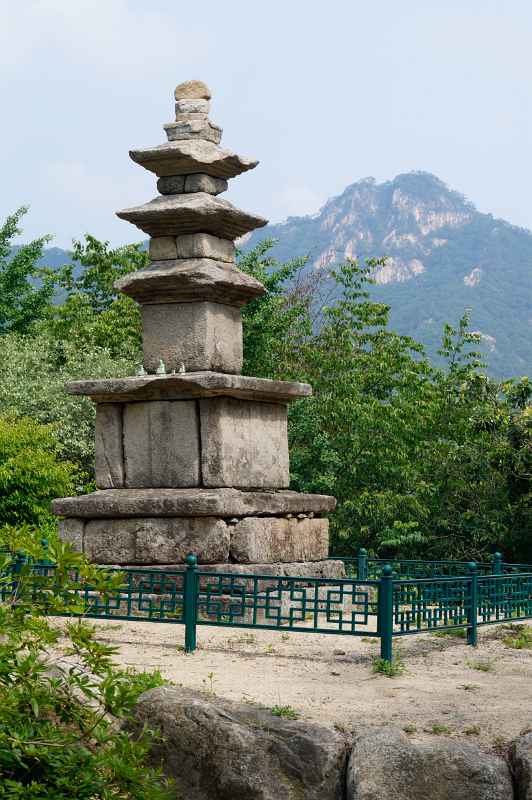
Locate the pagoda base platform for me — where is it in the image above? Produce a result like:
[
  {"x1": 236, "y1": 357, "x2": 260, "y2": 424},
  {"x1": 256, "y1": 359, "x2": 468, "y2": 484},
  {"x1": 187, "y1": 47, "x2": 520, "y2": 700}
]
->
[{"x1": 54, "y1": 488, "x2": 337, "y2": 567}]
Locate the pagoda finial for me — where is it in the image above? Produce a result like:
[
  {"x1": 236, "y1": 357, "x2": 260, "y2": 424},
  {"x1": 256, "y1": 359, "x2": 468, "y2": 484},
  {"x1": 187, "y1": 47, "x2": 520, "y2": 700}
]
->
[{"x1": 174, "y1": 80, "x2": 212, "y2": 101}]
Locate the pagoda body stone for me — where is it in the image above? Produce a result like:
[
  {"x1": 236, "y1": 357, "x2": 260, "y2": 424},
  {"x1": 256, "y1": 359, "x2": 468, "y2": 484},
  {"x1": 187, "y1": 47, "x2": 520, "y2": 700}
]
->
[{"x1": 54, "y1": 81, "x2": 339, "y2": 579}]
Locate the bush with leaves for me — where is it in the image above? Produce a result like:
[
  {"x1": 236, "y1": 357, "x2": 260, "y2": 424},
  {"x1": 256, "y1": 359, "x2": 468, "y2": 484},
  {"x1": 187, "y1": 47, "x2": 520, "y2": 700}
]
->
[
  {"x1": 0, "y1": 536, "x2": 173, "y2": 799},
  {"x1": 0, "y1": 415, "x2": 75, "y2": 528},
  {"x1": 0, "y1": 334, "x2": 136, "y2": 488}
]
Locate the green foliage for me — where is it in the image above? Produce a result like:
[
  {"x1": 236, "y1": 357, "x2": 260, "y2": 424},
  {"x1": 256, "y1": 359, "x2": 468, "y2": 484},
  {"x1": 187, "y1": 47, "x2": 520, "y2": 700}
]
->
[
  {"x1": 0, "y1": 332, "x2": 136, "y2": 485},
  {"x1": 502, "y1": 624, "x2": 532, "y2": 649},
  {"x1": 0, "y1": 208, "x2": 56, "y2": 335},
  {"x1": 0, "y1": 416, "x2": 74, "y2": 527},
  {"x1": 0, "y1": 536, "x2": 172, "y2": 798},
  {"x1": 45, "y1": 234, "x2": 145, "y2": 359},
  {"x1": 372, "y1": 655, "x2": 405, "y2": 677},
  {"x1": 270, "y1": 705, "x2": 300, "y2": 719}
]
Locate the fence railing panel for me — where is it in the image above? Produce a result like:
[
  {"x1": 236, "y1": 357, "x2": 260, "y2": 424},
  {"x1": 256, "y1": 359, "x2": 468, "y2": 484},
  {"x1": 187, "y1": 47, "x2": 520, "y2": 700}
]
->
[
  {"x1": 477, "y1": 573, "x2": 532, "y2": 625},
  {"x1": 195, "y1": 571, "x2": 379, "y2": 635},
  {"x1": 391, "y1": 577, "x2": 470, "y2": 635}
]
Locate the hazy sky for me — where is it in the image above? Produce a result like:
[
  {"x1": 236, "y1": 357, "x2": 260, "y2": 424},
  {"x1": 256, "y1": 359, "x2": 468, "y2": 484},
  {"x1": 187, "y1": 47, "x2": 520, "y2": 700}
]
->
[{"x1": 2, "y1": 0, "x2": 531, "y2": 249}]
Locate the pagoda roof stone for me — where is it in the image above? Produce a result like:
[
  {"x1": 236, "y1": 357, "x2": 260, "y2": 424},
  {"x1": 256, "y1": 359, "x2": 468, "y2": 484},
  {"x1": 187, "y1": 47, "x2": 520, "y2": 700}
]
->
[
  {"x1": 116, "y1": 193, "x2": 267, "y2": 239},
  {"x1": 65, "y1": 372, "x2": 312, "y2": 404},
  {"x1": 115, "y1": 258, "x2": 266, "y2": 306},
  {"x1": 129, "y1": 139, "x2": 258, "y2": 179}
]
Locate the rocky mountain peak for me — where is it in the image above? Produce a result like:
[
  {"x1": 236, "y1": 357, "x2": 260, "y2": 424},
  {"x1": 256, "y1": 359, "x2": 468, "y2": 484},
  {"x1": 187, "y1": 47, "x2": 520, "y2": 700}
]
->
[{"x1": 244, "y1": 171, "x2": 532, "y2": 378}]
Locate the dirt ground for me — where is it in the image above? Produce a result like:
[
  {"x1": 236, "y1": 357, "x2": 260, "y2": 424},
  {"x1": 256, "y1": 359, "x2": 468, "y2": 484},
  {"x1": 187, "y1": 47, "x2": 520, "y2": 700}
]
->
[{"x1": 68, "y1": 617, "x2": 532, "y2": 751}]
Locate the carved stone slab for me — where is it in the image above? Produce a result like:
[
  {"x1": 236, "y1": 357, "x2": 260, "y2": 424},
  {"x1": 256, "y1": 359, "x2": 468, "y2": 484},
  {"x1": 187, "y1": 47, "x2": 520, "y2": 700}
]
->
[
  {"x1": 65, "y1": 373, "x2": 312, "y2": 404},
  {"x1": 52, "y1": 488, "x2": 337, "y2": 519}
]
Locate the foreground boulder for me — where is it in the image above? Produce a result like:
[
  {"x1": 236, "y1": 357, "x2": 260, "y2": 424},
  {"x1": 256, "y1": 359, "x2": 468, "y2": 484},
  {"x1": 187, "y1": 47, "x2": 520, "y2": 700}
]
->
[
  {"x1": 131, "y1": 686, "x2": 348, "y2": 800},
  {"x1": 347, "y1": 727, "x2": 512, "y2": 800},
  {"x1": 510, "y1": 731, "x2": 532, "y2": 799}
]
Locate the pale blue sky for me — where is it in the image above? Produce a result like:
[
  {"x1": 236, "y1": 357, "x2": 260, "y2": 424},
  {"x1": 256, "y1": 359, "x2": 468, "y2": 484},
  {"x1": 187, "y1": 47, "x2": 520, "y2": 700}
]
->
[{"x1": 1, "y1": 0, "x2": 531, "y2": 248}]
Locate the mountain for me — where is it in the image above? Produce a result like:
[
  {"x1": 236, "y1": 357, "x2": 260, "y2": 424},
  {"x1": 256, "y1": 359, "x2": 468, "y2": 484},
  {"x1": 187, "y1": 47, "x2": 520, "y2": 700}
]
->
[{"x1": 243, "y1": 172, "x2": 532, "y2": 379}]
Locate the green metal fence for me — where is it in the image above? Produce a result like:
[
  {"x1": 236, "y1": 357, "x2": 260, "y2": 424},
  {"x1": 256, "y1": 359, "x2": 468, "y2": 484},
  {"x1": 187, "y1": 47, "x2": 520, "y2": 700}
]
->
[{"x1": 2, "y1": 549, "x2": 531, "y2": 661}]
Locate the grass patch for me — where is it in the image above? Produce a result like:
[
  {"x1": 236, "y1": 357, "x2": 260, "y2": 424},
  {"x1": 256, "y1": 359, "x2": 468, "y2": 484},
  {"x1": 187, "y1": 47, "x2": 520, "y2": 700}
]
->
[
  {"x1": 403, "y1": 723, "x2": 417, "y2": 734},
  {"x1": 372, "y1": 655, "x2": 405, "y2": 677},
  {"x1": 466, "y1": 658, "x2": 495, "y2": 673},
  {"x1": 464, "y1": 725, "x2": 481, "y2": 736},
  {"x1": 427, "y1": 723, "x2": 451, "y2": 735},
  {"x1": 502, "y1": 625, "x2": 532, "y2": 650},
  {"x1": 271, "y1": 705, "x2": 299, "y2": 720},
  {"x1": 431, "y1": 627, "x2": 467, "y2": 639}
]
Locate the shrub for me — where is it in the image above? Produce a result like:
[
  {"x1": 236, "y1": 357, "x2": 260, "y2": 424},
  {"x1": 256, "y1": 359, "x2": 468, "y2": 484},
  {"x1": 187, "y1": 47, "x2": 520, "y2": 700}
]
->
[
  {"x1": 0, "y1": 416, "x2": 75, "y2": 527},
  {"x1": 0, "y1": 536, "x2": 173, "y2": 798}
]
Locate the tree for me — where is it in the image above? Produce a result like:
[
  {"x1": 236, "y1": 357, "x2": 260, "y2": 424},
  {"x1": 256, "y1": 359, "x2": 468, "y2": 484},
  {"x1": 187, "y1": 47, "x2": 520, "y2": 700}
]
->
[
  {"x1": 0, "y1": 416, "x2": 75, "y2": 528},
  {"x1": 0, "y1": 208, "x2": 57, "y2": 335}
]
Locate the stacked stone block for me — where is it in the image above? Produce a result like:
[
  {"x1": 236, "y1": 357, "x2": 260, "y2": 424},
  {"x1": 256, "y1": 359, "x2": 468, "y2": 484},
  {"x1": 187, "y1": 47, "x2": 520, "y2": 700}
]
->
[{"x1": 53, "y1": 80, "x2": 341, "y2": 578}]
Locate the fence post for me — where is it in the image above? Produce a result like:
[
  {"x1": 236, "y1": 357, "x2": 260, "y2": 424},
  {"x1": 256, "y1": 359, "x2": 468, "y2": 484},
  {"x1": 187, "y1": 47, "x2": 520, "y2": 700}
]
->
[
  {"x1": 492, "y1": 552, "x2": 503, "y2": 575},
  {"x1": 378, "y1": 564, "x2": 394, "y2": 662},
  {"x1": 467, "y1": 562, "x2": 478, "y2": 647},
  {"x1": 184, "y1": 553, "x2": 198, "y2": 653},
  {"x1": 358, "y1": 548, "x2": 368, "y2": 581}
]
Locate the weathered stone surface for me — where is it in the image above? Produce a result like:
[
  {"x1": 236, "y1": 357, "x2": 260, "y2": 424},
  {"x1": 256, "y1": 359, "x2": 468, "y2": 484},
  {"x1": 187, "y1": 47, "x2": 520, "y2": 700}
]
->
[
  {"x1": 175, "y1": 232, "x2": 234, "y2": 262},
  {"x1": 58, "y1": 518, "x2": 84, "y2": 552},
  {"x1": 123, "y1": 401, "x2": 200, "y2": 488},
  {"x1": 156, "y1": 175, "x2": 186, "y2": 195},
  {"x1": 95, "y1": 404, "x2": 124, "y2": 489},
  {"x1": 164, "y1": 118, "x2": 222, "y2": 145},
  {"x1": 510, "y1": 731, "x2": 532, "y2": 800},
  {"x1": 174, "y1": 80, "x2": 211, "y2": 101},
  {"x1": 131, "y1": 686, "x2": 348, "y2": 800},
  {"x1": 83, "y1": 517, "x2": 229, "y2": 564},
  {"x1": 65, "y1": 372, "x2": 312, "y2": 404},
  {"x1": 129, "y1": 140, "x2": 259, "y2": 179},
  {"x1": 157, "y1": 173, "x2": 227, "y2": 196},
  {"x1": 52, "y1": 488, "x2": 336, "y2": 519},
  {"x1": 96, "y1": 561, "x2": 345, "y2": 579},
  {"x1": 116, "y1": 192, "x2": 267, "y2": 239},
  {"x1": 200, "y1": 398, "x2": 289, "y2": 488},
  {"x1": 141, "y1": 301, "x2": 242, "y2": 373},
  {"x1": 347, "y1": 727, "x2": 512, "y2": 800},
  {"x1": 116, "y1": 259, "x2": 265, "y2": 306},
  {"x1": 184, "y1": 174, "x2": 227, "y2": 195},
  {"x1": 230, "y1": 517, "x2": 329, "y2": 563},
  {"x1": 175, "y1": 99, "x2": 210, "y2": 116},
  {"x1": 148, "y1": 236, "x2": 177, "y2": 261}
]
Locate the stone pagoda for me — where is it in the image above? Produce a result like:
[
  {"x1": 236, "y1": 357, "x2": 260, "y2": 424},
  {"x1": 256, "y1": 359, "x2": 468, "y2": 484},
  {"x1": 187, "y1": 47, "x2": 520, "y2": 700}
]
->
[{"x1": 53, "y1": 80, "x2": 341, "y2": 579}]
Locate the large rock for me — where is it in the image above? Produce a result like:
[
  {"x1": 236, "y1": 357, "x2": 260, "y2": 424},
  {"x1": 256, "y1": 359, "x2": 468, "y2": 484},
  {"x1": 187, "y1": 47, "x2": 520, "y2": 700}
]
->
[
  {"x1": 230, "y1": 517, "x2": 329, "y2": 563},
  {"x1": 116, "y1": 192, "x2": 267, "y2": 239},
  {"x1": 141, "y1": 301, "x2": 243, "y2": 374},
  {"x1": 164, "y1": 118, "x2": 222, "y2": 145},
  {"x1": 200, "y1": 397, "x2": 289, "y2": 489},
  {"x1": 131, "y1": 686, "x2": 348, "y2": 800},
  {"x1": 148, "y1": 236, "x2": 178, "y2": 260},
  {"x1": 174, "y1": 80, "x2": 211, "y2": 100},
  {"x1": 52, "y1": 487, "x2": 336, "y2": 519},
  {"x1": 183, "y1": 174, "x2": 227, "y2": 195},
  {"x1": 116, "y1": 259, "x2": 264, "y2": 306},
  {"x1": 83, "y1": 517, "x2": 229, "y2": 564},
  {"x1": 174, "y1": 233, "x2": 234, "y2": 262},
  {"x1": 175, "y1": 99, "x2": 210, "y2": 116},
  {"x1": 510, "y1": 731, "x2": 532, "y2": 800},
  {"x1": 347, "y1": 727, "x2": 512, "y2": 800},
  {"x1": 65, "y1": 372, "x2": 312, "y2": 405},
  {"x1": 123, "y1": 400, "x2": 200, "y2": 488},
  {"x1": 95, "y1": 404, "x2": 124, "y2": 489},
  {"x1": 129, "y1": 139, "x2": 259, "y2": 179}
]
